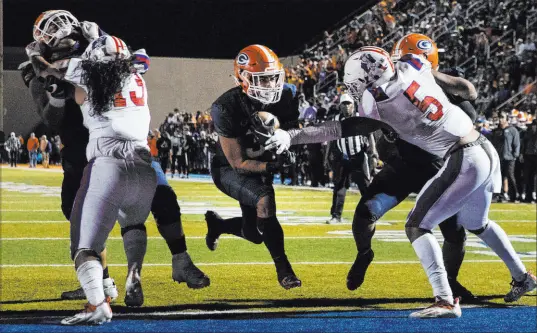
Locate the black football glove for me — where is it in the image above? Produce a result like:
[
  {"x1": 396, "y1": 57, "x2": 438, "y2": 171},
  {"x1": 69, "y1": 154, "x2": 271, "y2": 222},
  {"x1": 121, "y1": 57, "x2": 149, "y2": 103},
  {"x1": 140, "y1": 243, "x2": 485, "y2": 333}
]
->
[
  {"x1": 266, "y1": 150, "x2": 296, "y2": 173},
  {"x1": 19, "y1": 62, "x2": 36, "y2": 88},
  {"x1": 44, "y1": 75, "x2": 74, "y2": 100}
]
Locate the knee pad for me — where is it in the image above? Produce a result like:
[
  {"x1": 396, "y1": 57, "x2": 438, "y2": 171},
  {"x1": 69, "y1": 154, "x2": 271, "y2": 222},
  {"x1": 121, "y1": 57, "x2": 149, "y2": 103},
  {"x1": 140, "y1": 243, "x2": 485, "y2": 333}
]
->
[
  {"x1": 151, "y1": 185, "x2": 181, "y2": 225},
  {"x1": 73, "y1": 249, "x2": 100, "y2": 269},
  {"x1": 405, "y1": 226, "x2": 431, "y2": 243},
  {"x1": 468, "y1": 223, "x2": 488, "y2": 235},
  {"x1": 121, "y1": 224, "x2": 147, "y2": 236}
]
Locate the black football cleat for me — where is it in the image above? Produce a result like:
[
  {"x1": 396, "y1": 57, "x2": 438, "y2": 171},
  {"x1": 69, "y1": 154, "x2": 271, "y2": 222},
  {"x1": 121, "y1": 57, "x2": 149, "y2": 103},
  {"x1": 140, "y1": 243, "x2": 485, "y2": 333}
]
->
[
  {"x1": 172, "y1": 252, "x2": 210, "y2": 289},
  {"x1": 448, "y1": 278, "x2": 479, "y2": 303},
  {"x1": 204, "y1": 211, "x2": 222, "y2": 251},
  {"x1": 279, "y1": 274, "x2": 302, "y2": 290},
  {"x1": 61, "y1": 287, "x2": 86, "y2": 300},
  {"x1": 347, "y1": 250, "x2": 374, "y2": 291},
  {"x1": 275, "y1": 256, "x2": 302, "y2": 290}
]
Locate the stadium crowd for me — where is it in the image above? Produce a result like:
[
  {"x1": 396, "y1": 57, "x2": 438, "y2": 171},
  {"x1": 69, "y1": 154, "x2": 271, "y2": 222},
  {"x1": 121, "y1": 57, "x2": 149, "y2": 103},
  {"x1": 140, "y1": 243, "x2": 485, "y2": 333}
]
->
[{"x1": 2, "y1": 0, "x2": 536, "y2": 204}]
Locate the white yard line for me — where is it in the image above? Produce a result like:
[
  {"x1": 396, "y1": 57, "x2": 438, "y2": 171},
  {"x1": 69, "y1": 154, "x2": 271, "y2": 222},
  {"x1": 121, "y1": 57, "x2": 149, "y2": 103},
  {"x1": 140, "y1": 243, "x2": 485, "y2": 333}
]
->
[
  {"x1": 1, "y1": 259, "x2": 535, "y2": 268},
  {"x1": 1, "y1": 219, "x2": 535, "y2": 224}
]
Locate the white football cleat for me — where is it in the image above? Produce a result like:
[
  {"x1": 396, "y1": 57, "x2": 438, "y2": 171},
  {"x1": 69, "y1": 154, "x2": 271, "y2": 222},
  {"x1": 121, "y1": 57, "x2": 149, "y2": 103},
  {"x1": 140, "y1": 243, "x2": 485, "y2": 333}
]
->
[
  {"x1": 61, "y1": 296, "x2": 112, "y2": 325},
  {"x1": 409, "y1": 297, "x2": 461, "y2": 319},
  {"x1": 326, "y1": 217, "x2": 341, "y2": 224},
  {"x1": 103, "y1": 277, "x2": 118, "y2": 302},
  {"x1": 505, "y1": 272, "x2": 537, "y2": 303}
]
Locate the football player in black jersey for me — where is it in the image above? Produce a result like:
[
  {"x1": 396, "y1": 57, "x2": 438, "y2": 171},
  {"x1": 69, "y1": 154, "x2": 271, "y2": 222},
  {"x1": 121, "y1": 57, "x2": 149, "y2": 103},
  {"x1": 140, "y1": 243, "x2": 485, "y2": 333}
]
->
[
  {"x1": 24, "y1": 10, "x2": 209, "y2": 303},
  {"x1": 204, "y1": 44, "x2": 302, "y2": 289}
]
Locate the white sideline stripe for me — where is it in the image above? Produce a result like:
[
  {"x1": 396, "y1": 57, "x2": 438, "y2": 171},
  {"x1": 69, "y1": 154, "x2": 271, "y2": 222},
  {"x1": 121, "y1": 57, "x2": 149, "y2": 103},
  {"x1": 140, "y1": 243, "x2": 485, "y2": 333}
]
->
[
  {"x1": 1, "y1": 219, "x2": 536, "y2": 224},
  {"x1": 0, "y1": 207, "x2": 531, "y2": 213},
  {"x1": 2, "y1": 234, "x2": 535, "y2": 241},
  {"x1": 1, "y1": 259, "x2": 535, "y2": 268},
  {"x1": 0, "y1": 236, "x2": 357, "y2": 241}
]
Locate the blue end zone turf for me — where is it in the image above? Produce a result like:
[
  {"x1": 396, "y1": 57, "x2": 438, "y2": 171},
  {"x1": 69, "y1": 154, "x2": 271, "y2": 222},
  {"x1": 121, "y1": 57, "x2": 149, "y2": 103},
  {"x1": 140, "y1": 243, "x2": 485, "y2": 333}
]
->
[{"x1": 1, "y1": 307, "x2": 535, "y2": 332}]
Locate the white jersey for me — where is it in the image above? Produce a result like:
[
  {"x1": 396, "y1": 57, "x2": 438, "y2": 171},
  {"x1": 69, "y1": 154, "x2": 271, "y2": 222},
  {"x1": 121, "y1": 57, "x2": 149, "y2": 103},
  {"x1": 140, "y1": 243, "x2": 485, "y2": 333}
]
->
[
  {"x1": 64, "y1": 57, "x2": 151, "y2": 152},
  {"x1": 359, "y1": 54, "x2": 473, "y2": 158}
]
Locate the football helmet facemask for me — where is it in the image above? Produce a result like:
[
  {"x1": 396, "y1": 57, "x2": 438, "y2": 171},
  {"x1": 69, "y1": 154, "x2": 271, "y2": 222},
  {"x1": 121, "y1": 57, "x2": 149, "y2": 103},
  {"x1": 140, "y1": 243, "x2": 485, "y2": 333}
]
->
[
  {"x1": 234, "y1": 45, "x2": 285, "y2": 105},
  {"x1": 343, "y1": 46, "x2": 395, "y2": 102},
  {"x1": 33, "y1": 10, "x2": 80, "y2": 47}
]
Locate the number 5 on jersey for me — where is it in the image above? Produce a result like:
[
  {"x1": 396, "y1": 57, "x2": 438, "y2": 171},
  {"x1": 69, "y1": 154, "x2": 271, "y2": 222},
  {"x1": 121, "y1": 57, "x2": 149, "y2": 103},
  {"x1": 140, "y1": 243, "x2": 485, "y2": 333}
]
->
[
  {"x1": 114, "y1": 74, "x2": 145, "y2": 107},
  {"x1": 403, "y1": 81, "x2": 444, "y2": 121}
]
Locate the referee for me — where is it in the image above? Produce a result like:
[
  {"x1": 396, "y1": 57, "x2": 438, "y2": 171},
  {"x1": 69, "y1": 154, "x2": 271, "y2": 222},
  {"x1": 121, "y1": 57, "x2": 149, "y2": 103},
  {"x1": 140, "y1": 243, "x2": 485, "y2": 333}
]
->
[{"x1": 326, "y1": 94, "x2": 373, "y2": 224}]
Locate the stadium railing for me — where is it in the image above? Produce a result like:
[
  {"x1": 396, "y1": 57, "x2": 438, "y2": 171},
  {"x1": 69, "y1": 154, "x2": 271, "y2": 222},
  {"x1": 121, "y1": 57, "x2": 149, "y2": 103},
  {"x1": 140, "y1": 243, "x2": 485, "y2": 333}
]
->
[{"x1": 496, "y1": 81, "x2": 536, "y2": 113}]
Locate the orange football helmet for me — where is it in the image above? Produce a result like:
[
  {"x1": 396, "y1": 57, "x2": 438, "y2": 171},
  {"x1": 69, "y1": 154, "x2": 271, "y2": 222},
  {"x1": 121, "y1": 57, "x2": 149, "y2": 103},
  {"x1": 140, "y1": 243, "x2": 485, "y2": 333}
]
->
[
  {"x1": 234, "y1": 44, "x2": 285, "y2": 104},
  {"x1": 391, "y1": 33, "x2": 439, "y2": 70}
]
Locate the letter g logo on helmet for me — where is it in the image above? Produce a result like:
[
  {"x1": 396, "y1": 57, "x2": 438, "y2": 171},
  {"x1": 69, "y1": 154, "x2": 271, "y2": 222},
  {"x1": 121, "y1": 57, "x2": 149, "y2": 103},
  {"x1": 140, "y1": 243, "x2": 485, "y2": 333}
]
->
[
  {"x1": 417, "y1": 40, "x2": 432, "y2": 50},
  {"x1": 237, "y1": 53, "x2": 250, "y2": 65}
]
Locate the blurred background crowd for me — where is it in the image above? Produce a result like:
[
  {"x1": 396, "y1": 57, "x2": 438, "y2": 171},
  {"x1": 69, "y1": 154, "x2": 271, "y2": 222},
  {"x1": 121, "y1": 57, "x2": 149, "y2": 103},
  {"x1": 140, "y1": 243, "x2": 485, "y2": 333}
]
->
[{"x1": 3, "y1": 0, "x2": 536, "y2": 204}]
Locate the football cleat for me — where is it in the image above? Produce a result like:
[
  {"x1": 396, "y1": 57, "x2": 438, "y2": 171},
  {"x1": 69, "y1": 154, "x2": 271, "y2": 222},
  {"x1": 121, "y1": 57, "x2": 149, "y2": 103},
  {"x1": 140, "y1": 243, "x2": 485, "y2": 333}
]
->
[
  {"x1": 103, "y1": 278, "x2": 118, "y2": 303},
  {"x1": 124, "y1": 267, "x2": 143, "y2": 307},
  {"x1": 326, "y1": 217, "x2": 341, "y2": 224},
  {"x1": 504, "y1": 272, "x2": 537, "y2": 303},
  {"x1": 409, "y1": 297, "x2": 461, "y2": 319},
  {"x1": 448, "y1": 278, "x2": 479, "y2": 303},
  {"x1": 275, "y1": 256, "x2": 302, "y2": 290},
  {"x1": 205, "y1": 211, "x2": 222, "y2": 251},
  {"x1": 61, "y1": 296, "x2": 112, "y2": 325},
  {"x1": 172, "y1": 252, "x2": 210, "y2": 289},
  {"x1": 347, "y1": 250, "x2": 374, "y2": 291},
  {"x1": 61, "y1": 287, "x2": 86, "y2": 300}
]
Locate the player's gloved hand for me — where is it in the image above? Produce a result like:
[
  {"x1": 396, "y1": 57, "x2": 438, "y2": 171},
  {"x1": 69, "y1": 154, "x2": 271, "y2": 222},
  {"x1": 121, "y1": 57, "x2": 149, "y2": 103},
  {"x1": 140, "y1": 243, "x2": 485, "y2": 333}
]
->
[
  {"x1": 19, "y1": 61, "x2": 36, "y2": 88},
  {"x1": 264, "y1": 129, "x2": 291, "y2": 154},
  {"x1": 266, "y1": 150, "x2": 295, "y2": 174},
  {"x1": 80, "y1": 21, "x2": 101, "y2": 41},
  {"x1": 44, "y1": 75, "x2": 74, "y2": 99}
]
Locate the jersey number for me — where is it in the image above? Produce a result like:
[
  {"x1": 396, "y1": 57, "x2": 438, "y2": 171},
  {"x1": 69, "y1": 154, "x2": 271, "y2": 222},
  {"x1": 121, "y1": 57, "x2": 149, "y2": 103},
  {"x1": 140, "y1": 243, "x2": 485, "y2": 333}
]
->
[
  {"x1": 403, "y1": 81, "x2": 444, "y2": 121},
  {"x1": 113, "y1": 74, "x2": 145, "y2": 107}
]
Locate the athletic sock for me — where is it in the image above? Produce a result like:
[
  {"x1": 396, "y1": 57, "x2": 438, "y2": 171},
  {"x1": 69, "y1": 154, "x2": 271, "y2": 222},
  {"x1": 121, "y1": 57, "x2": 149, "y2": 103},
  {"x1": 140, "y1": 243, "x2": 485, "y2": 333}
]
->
[
  {"x1": 157, "y1": 223, "x2": 188, "y2": 255},
  {"x1": 476, "y1": 221, "x2": 527, "y2": 282},
  {"x1": 442, "y1": 240, "x2": 465, "y2": 280},
  {"x1": 77, "y1": 260, "x2": 105, "y2": 305},
  {"x1": 122, "y1": 225, "x2": 147, "y2": 273},
  {"x1": 259, "y1": 216, "x2": 286, "y2": 260},
  {"x1": 221, "y1": 217, "x2": 244, "y2": 238},
  {"x1": 412, "y1": 233, "x2": 453, "y2": 304},
  {"x1": 102, "y1": 267, "x2": 110, "y2": 280}
]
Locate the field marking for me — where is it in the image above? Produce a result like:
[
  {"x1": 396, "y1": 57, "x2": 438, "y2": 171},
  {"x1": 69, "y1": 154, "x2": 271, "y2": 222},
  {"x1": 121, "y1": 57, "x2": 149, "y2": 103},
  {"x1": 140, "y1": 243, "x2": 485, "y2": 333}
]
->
[
  {"x1": 1, "y1": 206, "x2": 532, "y2": 214},
  {"x1": 2, "y1": 234, "x2": 535, "y2": 241},
  {"x1": 2, "y1": 259, "x2": 536, "y2": 268},
  {"x1": 1, "y1": 219, "x2": 535, "y2": 224}
]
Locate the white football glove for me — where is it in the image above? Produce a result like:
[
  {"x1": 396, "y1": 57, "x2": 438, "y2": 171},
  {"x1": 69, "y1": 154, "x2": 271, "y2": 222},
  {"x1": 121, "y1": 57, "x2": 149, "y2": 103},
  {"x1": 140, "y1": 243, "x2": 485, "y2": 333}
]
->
[
  {"x1": 264, "y1": 129, "x2": 291, "y2": 154},
  {"x1": 80, "y1": 21, "x2": 101, "y2": 41}
]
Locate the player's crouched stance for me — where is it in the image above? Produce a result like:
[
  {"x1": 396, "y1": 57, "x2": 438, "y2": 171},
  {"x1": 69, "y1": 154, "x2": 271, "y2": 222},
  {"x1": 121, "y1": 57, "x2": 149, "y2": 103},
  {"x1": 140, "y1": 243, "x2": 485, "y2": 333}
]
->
[
  {"x1": 266, "y1": 47, "x2": 536, "y2": 318},
  {"x1": 51, "y1": 36, "x2": 157, "y2": 325}
]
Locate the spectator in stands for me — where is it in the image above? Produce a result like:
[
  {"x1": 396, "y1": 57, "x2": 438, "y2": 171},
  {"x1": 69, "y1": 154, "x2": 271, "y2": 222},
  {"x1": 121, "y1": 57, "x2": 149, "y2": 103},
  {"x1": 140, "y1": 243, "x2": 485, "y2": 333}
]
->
[
  {"x1": 5, "y1": 132, "x2": 20, "y2": 167},
  {"x1": 39, "y1": 135, "x2": 51, "y2": 168},
  {"x1": 302, "y1": 101, "x2": 317, "y2": 123},
  {"x1": 148, "y1": 129, "x2": 159, "y2": 160},
  {"x1": 490, "y1": 111, "x2": 521, "y2": 202},
  {"x1": 27, "y1": 132, "x2": 39, "y2": 168},
  {"x1": 521, "y1": 119, "x2": 537, "y2": 203}
]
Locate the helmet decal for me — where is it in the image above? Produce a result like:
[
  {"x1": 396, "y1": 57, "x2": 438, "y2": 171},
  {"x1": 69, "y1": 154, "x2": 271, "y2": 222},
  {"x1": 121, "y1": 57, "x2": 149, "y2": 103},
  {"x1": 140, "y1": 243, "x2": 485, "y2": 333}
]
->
[
  {"x1": 237, "y1": 53, "x2": 250, "y2": 66},
  {"x1": 417, "y1": 40, "x2": 433, "y2": 50}
]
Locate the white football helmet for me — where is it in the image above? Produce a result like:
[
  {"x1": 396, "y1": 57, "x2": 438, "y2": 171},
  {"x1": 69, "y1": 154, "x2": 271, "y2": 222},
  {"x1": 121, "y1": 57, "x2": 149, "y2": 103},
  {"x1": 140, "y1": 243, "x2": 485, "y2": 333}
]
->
[
  {"x1": 33, "y1": 10, "x2": 80, "y2": 47},
  {"x1": 343, "y1": 46, "x2": 395, "y2": 102},
  {"x1": 82, "y1": 35, "x2": 131, "y2": 62}
]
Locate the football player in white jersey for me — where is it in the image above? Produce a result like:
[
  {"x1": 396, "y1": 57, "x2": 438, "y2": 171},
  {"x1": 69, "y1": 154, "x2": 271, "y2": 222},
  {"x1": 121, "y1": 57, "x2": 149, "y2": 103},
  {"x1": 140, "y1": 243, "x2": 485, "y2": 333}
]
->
[
  {"x1": 266, "y1": 46, "x2": 536, "y2": 318},
  {"x1": 44, "y1": 35, "x2": 157, "y2": 325}
]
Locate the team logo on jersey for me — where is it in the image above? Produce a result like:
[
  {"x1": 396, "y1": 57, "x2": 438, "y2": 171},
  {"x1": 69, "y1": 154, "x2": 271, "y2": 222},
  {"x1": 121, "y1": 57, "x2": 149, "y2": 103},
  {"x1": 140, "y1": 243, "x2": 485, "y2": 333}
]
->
[
  {"x1": 417, "y1": 40, "x2": 432, "y2": 51},
  {"x1": 237, "y1": 53, "x2": 250, "y2": 65}
]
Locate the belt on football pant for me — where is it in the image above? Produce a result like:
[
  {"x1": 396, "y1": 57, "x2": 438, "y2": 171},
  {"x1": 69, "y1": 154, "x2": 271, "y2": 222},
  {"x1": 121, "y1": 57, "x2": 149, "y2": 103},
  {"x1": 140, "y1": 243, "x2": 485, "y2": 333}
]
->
[{"x1": 444, "y1": 134, "x2": 487, "y2": 160}]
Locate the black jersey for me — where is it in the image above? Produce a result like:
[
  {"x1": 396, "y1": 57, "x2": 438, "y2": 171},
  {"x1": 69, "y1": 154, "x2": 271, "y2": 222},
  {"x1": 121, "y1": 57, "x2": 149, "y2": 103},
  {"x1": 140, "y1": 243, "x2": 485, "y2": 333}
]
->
[{"x1": 211, "y1": 86, "x2": 299, "y2": 165}]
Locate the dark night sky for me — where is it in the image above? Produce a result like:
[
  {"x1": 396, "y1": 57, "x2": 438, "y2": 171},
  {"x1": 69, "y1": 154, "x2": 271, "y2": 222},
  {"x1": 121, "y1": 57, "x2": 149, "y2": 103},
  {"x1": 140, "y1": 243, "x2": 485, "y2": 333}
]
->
[{"x1": 3, "y1": 0, "x2": 377, "y2": 58}]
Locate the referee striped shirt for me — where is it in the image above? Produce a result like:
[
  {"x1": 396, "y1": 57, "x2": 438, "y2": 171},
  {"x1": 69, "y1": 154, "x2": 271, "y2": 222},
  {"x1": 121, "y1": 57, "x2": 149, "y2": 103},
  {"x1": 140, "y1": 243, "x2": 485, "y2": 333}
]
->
[{"x1": 335, "y1": 113, "x2": 369, "y2": 156}]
